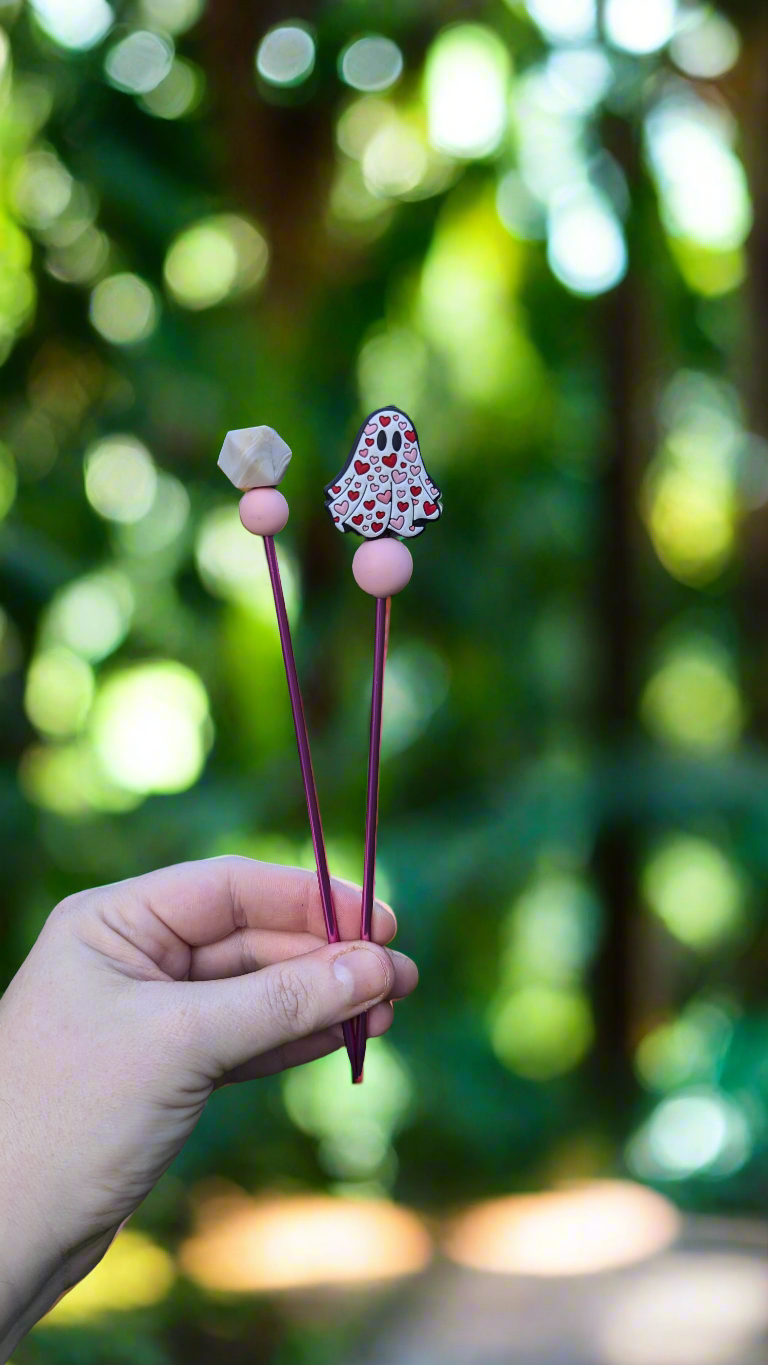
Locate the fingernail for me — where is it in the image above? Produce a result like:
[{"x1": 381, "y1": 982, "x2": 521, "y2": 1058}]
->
[{"x1": 333, "y1": 948, "x2": 388, "y2": 1004}]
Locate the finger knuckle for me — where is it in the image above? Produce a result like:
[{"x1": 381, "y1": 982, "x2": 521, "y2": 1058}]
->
[{"x1": 267, "y1": 965, "x2": 314, "y2": 1033}]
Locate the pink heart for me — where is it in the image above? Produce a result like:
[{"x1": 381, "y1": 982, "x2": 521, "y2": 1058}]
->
[
  {"x1": 370, "y1": 482, "x2": 380, "y2": 491},
  {"x1": 355, "y1": 482, "x2": 361, "y2": 489},
  {"x1": 410, "y1": 464, "x2": 420, "y2": 475},
  {"x1": 365, "y1": 422, "x2": 377, "y2": 435},
  {"x1": 335, "y1": 500, "x2": 349, "y2": 515},
  {"x1": 377, "y1": 490, "x2": 391, "y2": 504},
  {"x1": 345, "y1": 477, "x2": 352, "y2": 484},
  {"x1": 393, "y1": 470, "x2": 407, "y2": 483},
  {"x1": 398, "y1": 420, "x2": 407, "y2": 429},
  {"x1": 389, "y1": 515, "x2": 404, "y2": 530}
]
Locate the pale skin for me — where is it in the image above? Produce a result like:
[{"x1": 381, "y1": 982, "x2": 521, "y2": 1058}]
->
[{"x1": 0, "y1": 856, "x2": 418, "y2": 1359}]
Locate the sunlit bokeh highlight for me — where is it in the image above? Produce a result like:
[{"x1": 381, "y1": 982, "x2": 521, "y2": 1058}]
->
[
  {"x1": 636, "y1": 1000, "x2": 734, "y2": 1093},
  {"x1": 90, "y1": 661, "x2": 212, "y2": 795},
  {"x1": 164, "y1": 214, "x2": 268, "y2": 309},
  {"x1": 491, "y1": 983, "x2": 594, "y2": 1079},
  {"x1": 89, "y1": 273, "x2": 157, "y2": 345},
  {"x1": 548, "y1": 190, "x2": 627, "y2": 296},
  {"x1": 11, "y1": 150, "x2": 72, "y2": 230},
  {"x1": 29, "y1": 0, "x2": 114, "y2": 51},
  {"x1": 105, "y1": 30, "x2": 174, "y2": 94},
  {"x1": 628, "y1": 1089, "x2": 752, "y2": 1181},
  {"x1": 646, "y1": 368, "x2": 743, "y2": 577},
  {"x1": 41, "y1": 1229, "x2": 174, "y2": 1324},
  {"x1": 646, "y1": 93, "x2": 752, "y2": 253},
  {"x1": 425, "y1": 25, "x2": 510, "y2": 159},
  {"x1": 604, "y1": 0, "x2": 676, "y2": 55},
  {"x1": 140, "y1": 58, "x2": 204, "y2": 119},
  {"x1": 118, "y1": 472, "x2": 190, "y2": 556},
  {"x1": 489, "y1": 871, "x2": 599, "y2": 1078},
  {"x1": 444, "y1": 1181, "x2": 680, "y2": 1276},
  {"x1": 643, "y1": 836, "x2": 745, "y2": 950},
  {"x1": 139, "y1": 0, "x2": 204, "y2": 35},
  {"x1": 20, "y1": 740, "x2": 139, "y2": 817},
  {"x1": 671, "y1": 8, "x2": 740, "y2": 79},
  {"x1": 42, "y1": 570, "x2": 133, "y2": 662},
  {"x1": 524, "y1": 0, "x2": 597, "y2": 45},
  {"x1": 255, "y1": 23, "x2": 315, "y2": 88},
  {"x1": 180, "y1": 1187, "x2": 432, "y2": 1290},
  {"x1": 84, "y1": 434, "x2": 157, "y2": 523},
  {"x1": 284, "y1": 1037, "x2": 412, "y2": 1182},
  {"x1": 24, "y1": 647, "x2": 94, "y2": 738},
  {"x1": 340, "y1": 36, "x2": 403, "y2": 93},
  {"x1": 641, "y1": 639, "x2": 743, "y2": 752},
  {"x1": 195, "y1": 504, "x2": 298, "y2": 616}
]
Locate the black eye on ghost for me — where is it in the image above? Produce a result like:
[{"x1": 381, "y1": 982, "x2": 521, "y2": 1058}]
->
[
  {"x1": 377, "y1": 429, "x2": 387, "y2": 450},
  {"x1": 392, "y1": 430, "x2": 402, "y2": 452}
]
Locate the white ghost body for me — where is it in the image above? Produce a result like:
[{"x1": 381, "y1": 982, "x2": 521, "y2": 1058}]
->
[{"x1": 325, "y1": 406, "x2": 442, "y2": 540}]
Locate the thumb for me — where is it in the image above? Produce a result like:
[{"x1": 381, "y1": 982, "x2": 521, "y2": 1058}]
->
[{"x1": 171, "y1": 941, "x2": 394, "y2": 1076}]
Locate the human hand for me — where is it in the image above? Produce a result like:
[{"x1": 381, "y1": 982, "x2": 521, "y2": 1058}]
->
[{"x1": 0, "y1": 856, "x2": 416, "y2": 1356}]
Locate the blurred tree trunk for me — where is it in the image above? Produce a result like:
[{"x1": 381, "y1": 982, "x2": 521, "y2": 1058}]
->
[{"x1": 589, "y1": 110, "x2": 649, "y2": 1114}]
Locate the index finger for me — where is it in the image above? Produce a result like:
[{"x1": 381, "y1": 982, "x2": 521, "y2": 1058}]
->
[{"x1": 118, "y1": 855, "x2": 396, "y2": 948}]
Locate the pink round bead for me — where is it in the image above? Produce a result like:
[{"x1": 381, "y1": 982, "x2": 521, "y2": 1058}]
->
[
  {"x1": 239, "y1": 487, "x2": 289, "y2": 537},
  {"x1": 352, "y1": 538, "x2": 413, "y2": 598}
]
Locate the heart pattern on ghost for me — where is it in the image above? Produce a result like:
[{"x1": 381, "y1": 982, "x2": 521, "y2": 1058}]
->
[{"x1": 325, "y1": 406, "x2": 442, "y2": 540}]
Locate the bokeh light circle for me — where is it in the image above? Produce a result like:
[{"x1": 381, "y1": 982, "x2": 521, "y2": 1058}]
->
[{"x1": 340, "y1": 36, "x2": 403, "y2": 93}]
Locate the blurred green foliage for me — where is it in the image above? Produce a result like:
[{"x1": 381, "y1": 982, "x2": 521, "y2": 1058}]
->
[{"x1": 4, "y1": 0, "x2": 768, "y2": 1359}]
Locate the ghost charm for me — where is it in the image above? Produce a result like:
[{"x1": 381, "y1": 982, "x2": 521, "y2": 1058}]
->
[{"x1": 325, "y1": 405, "x2": 442, "y2": 539}]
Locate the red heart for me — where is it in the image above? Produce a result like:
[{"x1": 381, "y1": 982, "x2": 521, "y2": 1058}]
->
[
  {"x1": 372, "y1": 521, "x2": 383, "y2": 532},
  {"x1": 398, "y1": 501, "x2": 408, "y2": 512},
  {"x1": 348, "y1": 487, "x2": 359, "y2": 500},
  {"x1": 424, "y1": 501, "x2": 438, "y2": 516},
  {"x1": 382, "y1": 454, "x2": 396, "y2": 467},
  {"x1": 352, "y1": 514, "x2": 363, "y2": 525},
  {"x1": 355, "y1": 460, "x2": 370, "y2": 474},
  {"x1": 405, "y1": 429, "x2": 416, "y2": 441},
  {"x1": 333, "y1": 516, "x2": 339, "y2": 522},
  {"x1": 400, "y1": 462, "x2": 406, "y2": 468},
  {"x1": 410, "y1": 485, "x2": 422, "y2": 496},
  {"x1": 331, "y1": 485, "x2": 341, "y2": 494},
  {"x1": 364, "y1": 499, "x2": 375, "y2": 510},
  {"x1": 365, "y1": 439, "x2": 374, "y2": 447},
  {"x1": 379, "y1": 416, "x2": 391, "y2": 426}
]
